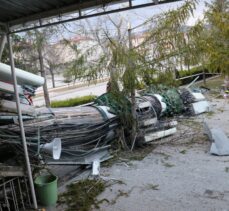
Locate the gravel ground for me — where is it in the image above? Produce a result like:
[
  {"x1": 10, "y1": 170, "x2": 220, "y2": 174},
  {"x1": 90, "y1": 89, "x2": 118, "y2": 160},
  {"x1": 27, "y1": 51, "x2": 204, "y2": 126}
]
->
[{"x1": 93, "y1": 98, "x2": 229, "y2": 211}]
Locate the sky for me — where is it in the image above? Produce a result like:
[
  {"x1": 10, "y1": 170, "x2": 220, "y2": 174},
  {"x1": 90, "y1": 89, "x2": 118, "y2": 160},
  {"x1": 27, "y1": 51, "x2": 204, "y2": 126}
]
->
[
  {"x1": 71, "y1": 1, "x2": 211, "y2": 34},
  {"x1": 48, "y1": 0, "x2": 213, "y2": 41},
  {"x1": 126, "y1": 0, "x2": 211, "y2": 27}
]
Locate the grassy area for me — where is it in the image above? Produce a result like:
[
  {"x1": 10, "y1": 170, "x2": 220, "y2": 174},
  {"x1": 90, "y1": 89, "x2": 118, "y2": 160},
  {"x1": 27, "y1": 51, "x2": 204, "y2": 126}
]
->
[{"x1": 50, "y1": 95, "x2": 97, "y2": 108}]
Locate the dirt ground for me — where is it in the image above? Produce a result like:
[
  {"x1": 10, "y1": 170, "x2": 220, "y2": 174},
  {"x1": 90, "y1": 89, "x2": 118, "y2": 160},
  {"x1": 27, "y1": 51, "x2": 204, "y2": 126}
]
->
[{"x1": 93, "y1": 97, "x2": 229, "y2": 211}]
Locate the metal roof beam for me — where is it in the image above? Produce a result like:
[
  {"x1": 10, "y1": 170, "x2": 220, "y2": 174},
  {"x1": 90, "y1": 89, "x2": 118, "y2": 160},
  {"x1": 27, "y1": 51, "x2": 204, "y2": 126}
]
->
[
  {"x1": 10, "y1": 0, "x2": 182, "y2": 34},
  {"x1": 8, "y1": 0, "x2": 123, "y2": 27}
]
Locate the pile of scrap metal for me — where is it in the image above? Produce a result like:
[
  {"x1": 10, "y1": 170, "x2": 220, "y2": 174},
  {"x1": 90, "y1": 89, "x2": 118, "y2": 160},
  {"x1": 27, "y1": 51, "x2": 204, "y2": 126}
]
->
[
  {"x1": 140, "y1": 85, "x2": 210, "y2": 143},
  {"x1": 0, "y1": 63, "x2": 118, "y2": 170},
  {"x1": 95, "y1": 84, "x2": 210, "y2": 144},
  {"x1": 145, "y1": 84, "x2": 210, "y2": 116},
  {"x1": 0, "y1": 106, "x2": 118, "y2": 165},
  {"x1": 0, "y1": 62, "x2": 210, "y2": 170}
]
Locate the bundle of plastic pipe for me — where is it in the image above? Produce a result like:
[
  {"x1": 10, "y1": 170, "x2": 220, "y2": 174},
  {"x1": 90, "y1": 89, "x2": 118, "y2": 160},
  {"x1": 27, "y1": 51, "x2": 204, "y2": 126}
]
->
[{"x1": 0, "y1": 63, "x2": 44, "y2": 121}]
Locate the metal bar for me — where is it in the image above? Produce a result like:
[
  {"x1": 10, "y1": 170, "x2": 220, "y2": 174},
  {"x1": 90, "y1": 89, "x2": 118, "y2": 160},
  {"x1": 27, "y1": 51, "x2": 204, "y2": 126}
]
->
[
  {"x1": 24, "y1": 177, "x2": 32, "y2": 206},
  {"x1": 17, "y1": 178, "x2": 25, "y2": 210},
  {"x1": 3, "y1": 183, "x2": 10, "y2": 211},
  {"x1": 10, "y1": 181, "x2": 17, "y2": 211},
  {"x1": 9, "y1": 0, "x2": 182, "y2": 34},
  {"x1": 176, "y1": 72, "x2": 220, "y2": 81},
  {"x1": 11, "y1": 181, "x2": 19, "y2": 211},
  {"x1": 6, "y1": 31, "x2": 38, "y2": 209},
  {"x1": 186, "y1": 76, "x2": 199, "y2": 88}
]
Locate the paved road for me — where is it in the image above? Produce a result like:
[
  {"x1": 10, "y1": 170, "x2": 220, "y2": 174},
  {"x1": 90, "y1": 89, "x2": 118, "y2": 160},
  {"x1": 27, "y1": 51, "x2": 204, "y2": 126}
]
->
[{"x1": 33, "y1": 81, "x2": 107, "y2": 106}]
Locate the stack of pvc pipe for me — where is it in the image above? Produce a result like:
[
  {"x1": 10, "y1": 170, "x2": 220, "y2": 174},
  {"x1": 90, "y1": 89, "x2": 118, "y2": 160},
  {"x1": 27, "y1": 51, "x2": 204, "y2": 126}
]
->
[
  {"x1": 0, "y1": 63, "x2": 44, "y2": 119},
  {"x1": 0, "y1": 62, "x2": 44, "y2": 87}
]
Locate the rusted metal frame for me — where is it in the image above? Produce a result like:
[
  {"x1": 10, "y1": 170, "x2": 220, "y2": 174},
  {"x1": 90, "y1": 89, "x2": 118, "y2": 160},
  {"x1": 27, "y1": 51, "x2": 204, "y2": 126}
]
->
[{"x1": 0, "y1": 177, "x2": 29, "y2": 210}]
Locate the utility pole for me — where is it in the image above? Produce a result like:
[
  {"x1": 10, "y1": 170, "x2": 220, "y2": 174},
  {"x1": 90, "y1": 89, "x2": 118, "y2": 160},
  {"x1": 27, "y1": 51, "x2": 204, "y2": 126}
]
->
[{"x1": 128, "y1": 23, "x2": 137, "y2": 151}]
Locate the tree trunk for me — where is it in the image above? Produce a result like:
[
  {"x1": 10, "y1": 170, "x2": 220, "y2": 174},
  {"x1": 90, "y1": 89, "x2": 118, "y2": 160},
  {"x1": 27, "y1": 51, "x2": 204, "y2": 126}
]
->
[
  {"x1": 49, "y1": 68, "x2": 56, "y2": 88},
  {"x1": 203, "y1": 69, "x2": 206, "y2": 85},
  {"x1": 38, "y1": 47, "x2": 50, "y2": 107},
  {"x1": 187, "y1": 61, "x2": 190, "y2": 72},
  {"x1": 128, "y1": 27, "x2": 137, "y2": 150},
  {"x1": 0, "y1": 35, "x2": 6, "y2": 61}
]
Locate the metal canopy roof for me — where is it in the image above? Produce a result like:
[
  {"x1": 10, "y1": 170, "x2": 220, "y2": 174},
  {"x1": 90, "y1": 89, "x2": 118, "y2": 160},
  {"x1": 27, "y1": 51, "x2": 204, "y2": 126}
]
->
[
  {"x1": 0, "y1": 0, "x2": 181, "y2": 33},
  {"x1": 0, "y1": 0, "x2": 120, "y2": 25}
]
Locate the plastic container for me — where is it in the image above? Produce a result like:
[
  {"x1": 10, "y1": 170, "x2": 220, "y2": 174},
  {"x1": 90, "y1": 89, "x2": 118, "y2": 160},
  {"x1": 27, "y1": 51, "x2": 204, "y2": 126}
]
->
[{"x1": 34, "y1": 174, "x2": 58, "y2": 206}]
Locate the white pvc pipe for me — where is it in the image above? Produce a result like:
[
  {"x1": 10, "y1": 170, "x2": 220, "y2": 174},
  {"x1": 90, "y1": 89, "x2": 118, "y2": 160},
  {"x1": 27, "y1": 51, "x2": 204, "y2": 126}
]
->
[
  {"x1": 0, "y1": 62, "x2": 44, "y2": 87},
  {"x1": 144, "y1": 127, "x2": 177, "y2": 143},
  {"x1": 153, "y1": 94, "x2": 167, "y2": 114}
]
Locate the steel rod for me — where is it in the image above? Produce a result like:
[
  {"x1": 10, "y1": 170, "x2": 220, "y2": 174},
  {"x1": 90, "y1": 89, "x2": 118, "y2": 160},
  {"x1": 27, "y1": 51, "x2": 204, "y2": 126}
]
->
[
  {"x1": 6, "y1": 32, "x2": 38, "y2": 209},
  {"x1": 10, "y1": 181, "x2": 17, "y2": 211},
  {"x1": 3, "y1": 183, "x2": 10, "y2": 211},
  {"x1": 17, "y1": 178, "x2": 25, "y2": 210},
  {"x1": 24, "y1": 177, "x2": 32, "y2": 206}
]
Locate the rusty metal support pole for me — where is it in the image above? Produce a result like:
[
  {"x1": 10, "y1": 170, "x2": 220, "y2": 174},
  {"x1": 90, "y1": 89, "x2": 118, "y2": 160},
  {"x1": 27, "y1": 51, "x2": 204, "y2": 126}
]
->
[{"x1": 6, "y1": 32, "x2": 38, "y2": 209}]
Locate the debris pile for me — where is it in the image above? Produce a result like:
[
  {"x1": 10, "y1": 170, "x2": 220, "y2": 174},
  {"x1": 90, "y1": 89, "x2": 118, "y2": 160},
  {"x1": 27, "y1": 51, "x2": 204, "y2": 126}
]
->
[
  {"x1": 0, "y1": 105, "x2": 118, "y2": 164},
  {"x1": 0, "y1": 63, "x2": 211, "y2": 182},
  {"x1": 139, "y1": 85, "x2": 210, "y2": 143},
  {"x1": 0, "y1": 62, "x2": 212, "y2": 209},
  {"x1": 95, "y1": 84, "x2": 210, "y2": 145}
]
